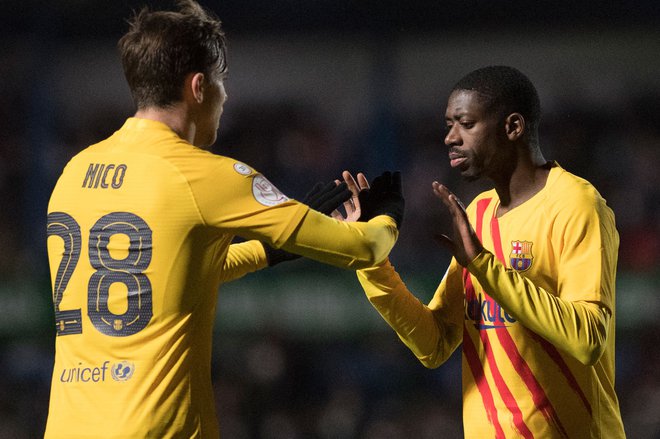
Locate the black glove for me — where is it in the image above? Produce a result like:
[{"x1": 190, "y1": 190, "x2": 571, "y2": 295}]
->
[
  {"x1": 264, "y1": 181, "x2": 352, "y2": 266},
  {"x1": 357, "y1": 171, "x2": 404, "y2": 229},
  {"x1": 304, "y1": 181, "x2": 352, "y2": 215}
]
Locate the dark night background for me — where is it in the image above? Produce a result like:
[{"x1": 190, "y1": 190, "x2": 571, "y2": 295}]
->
[{"x1": 1, "y1": 1, "x2": 659, "y2": 437}]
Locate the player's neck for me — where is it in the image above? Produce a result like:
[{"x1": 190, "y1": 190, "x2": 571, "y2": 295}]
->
[
  {"x1": 134, "y1": 105, "x2": 195, "y2": 144},
  {"x1": 493, "y1": 153, "x2": 551, "y2": 216}
]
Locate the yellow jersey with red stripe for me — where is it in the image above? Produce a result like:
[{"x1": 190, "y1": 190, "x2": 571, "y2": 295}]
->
[
  {"x1": 357, "y1": 164, "x2": 625, "y2": 438},
  {"x1": 45, "y1": 118, "x2": 398, "y2": 438}
]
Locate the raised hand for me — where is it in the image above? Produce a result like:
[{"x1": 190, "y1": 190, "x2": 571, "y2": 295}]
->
[
  {"x1": 431, "y1": 182, "x2": 483, "y2": 267},
  {"x1": 335, "y1": 170, "x2": 369, "y2": 222}
]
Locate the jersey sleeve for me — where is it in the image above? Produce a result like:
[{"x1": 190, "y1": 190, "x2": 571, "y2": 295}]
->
[
  {"x1": 282, "y1": 212, "x2": 399, "y2": 269},
  {"x1": 218, "y1": 240, "x2": 269, "y2": 283},
  {"x1": 185, "y1": 157, "x2": 398, "y2": 270},
  {"x1": 187, "y1": 159, "x2": 309, "y2": 248},
  {"x1": 467, "y1": 250, "x2": 612, "y2": 366},
  {"x1": 552, "y1": 190, "x2": 619, "y2": 310},
  {"x1": 356, "y1": 257, "x2": 464, "y2": 368}
]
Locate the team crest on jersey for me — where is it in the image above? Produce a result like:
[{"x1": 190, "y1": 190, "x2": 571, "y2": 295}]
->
[
  {"x1": 510, "y1": 240, "x2": 533, "y2": 271},
  {"x1": 233, "y1": 162, "x2": 254, "y2": 176},
  {"x1": 252, "y1": 175, "x2": 289, "y2": 206}
]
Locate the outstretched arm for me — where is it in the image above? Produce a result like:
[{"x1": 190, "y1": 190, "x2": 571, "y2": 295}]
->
[
  {"x1": 341, "y1": 170, "x2": 463, "y2": 368},
  {"x1": 263, "y1": 181, "x2": 354, "y2": 266},
  {"x1": 358, "y1": 258, "x2": 464, "y2": 368},
  {"x1": 276, "y1": 170, "x2": 404, "y2": 269},
  {"x1": 281, "y1": 208, "x2": 398, "y2": 269}
]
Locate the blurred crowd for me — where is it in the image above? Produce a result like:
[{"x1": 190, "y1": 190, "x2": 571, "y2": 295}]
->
[{"x1": 1, "y1": 49, "x2": 660, "y2": 439}]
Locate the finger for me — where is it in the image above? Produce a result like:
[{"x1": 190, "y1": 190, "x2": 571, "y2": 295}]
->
[
  {"x1": 343, "y1": 171, "x2": 364, "y2": 218},
  {"x1": 342, "y1": 171, "x2": 362, "y2": 197},
  {"x1": 309, "y1": 182, "x2": 350, "y2": 213},
  {"x1": 321, "y1": 183, "x2": 352, "y2": 212},
  {"x1": 432, "y1": 183, "x2": 472, "y2": 234},
  {"x1": 356, "y1": 172, "x2": 369, "y2": 190},
  {"x1": 383, "y1": 171, "x2": 393, "y2": 191},
  {"x1": 450, "y1": 194, "x2": 467, "y2": 213},
  {"x1": 304, "y1": 182, "x2": 325, "y2": 201},
  {"x1": 371, "y1": 173, "x2": 386, "y2": 191},
  {"x1": 330, "y1": 209, "x2": 344, "y2": 220},
  {"x1": 342, "y1": 190, "x2": 357, "y2": 210},
  {"x1": 310, "y1": 181, "x2": 340, "y2": 206},
  {"x1": 342, "y1": 197, "x2": 356, "y2": 215},
  {"x1": 431, "y1": 181, "x2": 455, "y2": 209},
  {"x1": 432, "y1": 182, "x2": 464, "y2": 213}
]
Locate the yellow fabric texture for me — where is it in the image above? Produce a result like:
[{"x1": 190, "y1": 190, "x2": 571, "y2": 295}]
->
[
  {"x1": 45, "y1": 118, "x2": 397, "y2": 438},
  {"x1": 358, "y1": 164, "x2": 625, "y2": 438}
]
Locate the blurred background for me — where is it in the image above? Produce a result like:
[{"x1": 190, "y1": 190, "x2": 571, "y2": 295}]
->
[{"x1": 1, "y1": 0, "x2": 659, "y2": 437}]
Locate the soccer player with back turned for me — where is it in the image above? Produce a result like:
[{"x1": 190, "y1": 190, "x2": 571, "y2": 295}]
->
[
  {"x1": 44, "y1": 1, "x2": 403, "y2": 437},
  {"x1": 346, "y1": 66, "x2": 625, "y2": 438}
]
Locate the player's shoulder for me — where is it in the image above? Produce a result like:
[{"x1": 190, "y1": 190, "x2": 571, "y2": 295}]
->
[
  {"x1": 167, "y1": 146, "x2": 259, "y2": 182},
  {"x1": 546, "y1": 163, "x2": 604, "y2": 207},
  {"x1": 59, "y1": 118, "x2": 260, "y2": 185},
  {"x1": 544, "y1": 163, "x2": 615, "y2": 226}
]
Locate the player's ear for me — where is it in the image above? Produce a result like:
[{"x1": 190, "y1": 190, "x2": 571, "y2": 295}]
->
[
  {"x1": 505, "y1": 113, "x2": 525, "y2": 141},
  {"x1": 187, "y1": 72, "x2": 205, "y2": 104}
]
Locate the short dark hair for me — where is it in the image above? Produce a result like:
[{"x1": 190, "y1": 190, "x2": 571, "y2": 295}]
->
[
  {"x1": 452, "y1": 66, "x2": 541, "y2": 138},
  {"x1": 118, "y1": 0, "x2": 228, "y2": 109}
]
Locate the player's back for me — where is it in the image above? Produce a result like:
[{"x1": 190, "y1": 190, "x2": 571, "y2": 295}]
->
[{"x1": 45, "y1": 118, "x2": 234, "y2": 438}]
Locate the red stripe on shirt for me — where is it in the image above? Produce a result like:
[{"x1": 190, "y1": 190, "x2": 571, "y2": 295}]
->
[
  {"x1": 527, "y1": 329, "x2": 593, "y2": 416},
  {"x1": 470, "y1": 197, "x2": 533, "y2": 437},
  {"x1": 475, "y1": 198, "x2": 492, "y2": 240},
  {"x1": 464, "y1": 269, "x2": 534, "y2": 438},
  {"x1": 478, "y1": 334, "x2": 534, "y2": 437},
  {"x1": 462, "y1": 324, "x2": 506, "y2": 439},
  {"x1": 489, "y1": 216, "x2": 507, "y2": 264},
  {"x1": 490, "y1": 214, "x2": 570, "y2": 438},
  {"x1": 495, "y1": 329, "x2": 570, "y2": 438}
]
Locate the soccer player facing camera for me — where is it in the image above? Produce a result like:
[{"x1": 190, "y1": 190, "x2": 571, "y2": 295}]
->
[
  {"x1": 348, "y1": 66, "x2": 625, "y2": 438},
  {"x1": 44, "y1": 1, "x2": 403, "y2": 437}
]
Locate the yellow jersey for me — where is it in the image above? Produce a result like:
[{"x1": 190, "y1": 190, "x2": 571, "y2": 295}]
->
[
  {"x1": 358, "y1": 164, "x2": 625, "y2": 438},
  {"x1": 45, "y1": 117, "x2": 398, "y2": 438}
]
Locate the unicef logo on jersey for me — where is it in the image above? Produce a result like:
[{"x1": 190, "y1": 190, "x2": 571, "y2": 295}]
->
[
  {"x1": 111, "y1": 361, "x2": 135, "y2": 382},
  {"x1": 59, "y1": 360, "x2": 136, "y2": 384}
]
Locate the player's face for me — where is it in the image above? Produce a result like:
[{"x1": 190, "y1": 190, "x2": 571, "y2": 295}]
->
[
  {"x1": 444, "y1": 90, "x2": 507, "y2": 181},
  {"x1": 195, "y1": 65, "x2": 228, "y2": 148}
]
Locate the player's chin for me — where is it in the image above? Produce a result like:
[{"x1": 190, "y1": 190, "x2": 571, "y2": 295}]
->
[{"x1": 460, "y1": 168, "x2": 482, "y2": 182}]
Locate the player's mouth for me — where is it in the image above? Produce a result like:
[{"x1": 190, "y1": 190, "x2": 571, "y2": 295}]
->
[{"x1": 449, "y1": 152, "x2": 467, "y2": 168}]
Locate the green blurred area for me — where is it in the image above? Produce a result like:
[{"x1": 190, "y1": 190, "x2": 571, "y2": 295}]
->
[{"x1": 3, "y1": 267, "x2": 656, "y2": 340}]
